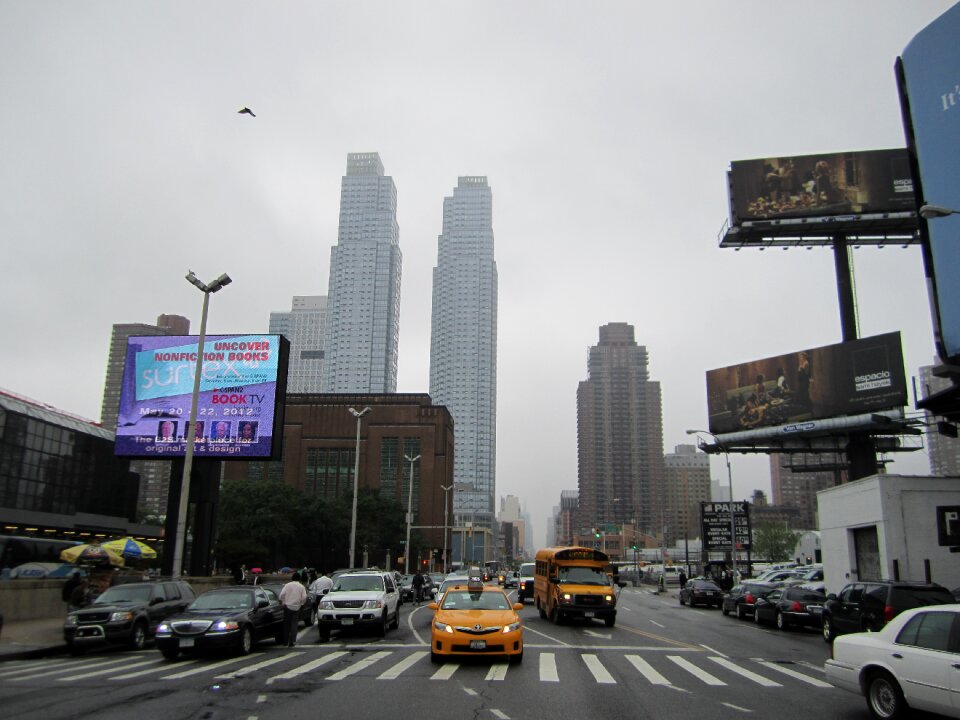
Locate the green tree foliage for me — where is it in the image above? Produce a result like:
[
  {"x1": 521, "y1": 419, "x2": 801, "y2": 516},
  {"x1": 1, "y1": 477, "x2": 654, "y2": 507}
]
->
[
  {"x1": 216, "y1": 477, "x2": 406, "y2": 572},
  {"x1": 752, "y1": 522, "x2": 801, "y2": 562}
]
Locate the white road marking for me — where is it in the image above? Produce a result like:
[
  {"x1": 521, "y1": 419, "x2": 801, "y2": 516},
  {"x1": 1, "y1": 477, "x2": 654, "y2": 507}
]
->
[
  {"x1": 491, "y1": 710, "x2": 510, "y2": 719},
  {"x1": 701, "y1": 644, "x2": 726, "y2": 658},
  {"x1": 216, "y1": 652, "x2": 303, "y2": 679},
  {"x1": 485, "y1": 663, "x2": 509, "y2": 681},
  {"x1": 539, "y1": 652, "x2": 559, "y2": 682},
  {"x1": 9, "y1": 655, "x2": 131, "y2": 681},
  {"x1": 708, "y1": 657, "x2": 781, "y2": 687},
  {"x1": 648, "y1": 620, "x2": 664, "y2": 628},
  {"x1": 257, "y1": 695, "x2": 267, "y2": 703},
  {"x1": 378, "y1": 650, "x2": 428, "y2": 679},
  {"x1": 327, "y1": 650, "x2": 392, "y2": 680},
  {"x1": 0, "y1": 659, "x2": 83, "y2": 678},
  {"x1": 431, "y1": 662, "x2": 459, "y2": 680},
  {"x1": 756, "y1": 660, "x2": 832, "y2": 687},
  {"x1": 668, "y1": 655, "x2": 725, "y2": 685},
  {"x1": 161, "y1": 654, "x2": 258, "y2": 680},
  {"x1": 581, "y1": 654, "x2": 616, "y2": 684},
  {"x1": 113, "y1": 659, "x2": 199, "y2": 680},
  {"x1": 625, "y1": 654, "x2": 671, "y2": 685},
  {"x1": 58, "y1": 658, "x2": 160, "y2": 681},
  {"x1": 521, "y1": 625, "x2": 573, "y2": 646},
  {"x1": 721, "y1": 702, "x2": 753, "y2": 712},
  {"x1": 583, "y1": 630, "x2": 612, "y2": 639},
  {"x1": 266, "y1": 651, "x2": 346, "y2": 684}
]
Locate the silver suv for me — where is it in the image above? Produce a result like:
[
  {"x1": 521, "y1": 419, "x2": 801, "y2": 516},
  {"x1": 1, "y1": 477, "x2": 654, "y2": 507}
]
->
[{"x1": 316, "y1": 571, "x2": 400, "y2": 641}]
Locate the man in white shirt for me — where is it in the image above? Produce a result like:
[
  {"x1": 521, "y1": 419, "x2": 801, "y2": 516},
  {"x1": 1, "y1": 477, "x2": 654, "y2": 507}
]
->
[
  {"x1": 310, "y1": 571, "x2": 333, "y2": 597},
  {"x1": 279, "y1": 571, "x2": 308, "y2": 647}
]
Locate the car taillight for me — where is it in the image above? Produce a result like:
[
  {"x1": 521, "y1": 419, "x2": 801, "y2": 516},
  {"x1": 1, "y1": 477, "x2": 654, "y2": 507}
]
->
[
  {"x1": 884, "y1": 605, "x2": 895, "y2": 623},
  {"x1": 745, "y1": 593, "x2": 754, "y2": 604},
  {"x1": 790, "y1": 601, "x2": 803, "y2": 612}
]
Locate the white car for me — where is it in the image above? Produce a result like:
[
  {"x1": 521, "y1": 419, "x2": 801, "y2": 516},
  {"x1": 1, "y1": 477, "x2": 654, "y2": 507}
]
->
[
  {"x1": 824, "y1": 604, "x2": 960, "y2": 719},
  {"x1": 316, "y1": 571, "x2": 401, "y2": 641}
]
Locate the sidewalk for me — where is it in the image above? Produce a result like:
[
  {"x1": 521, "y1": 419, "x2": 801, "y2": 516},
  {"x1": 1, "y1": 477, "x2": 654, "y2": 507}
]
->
[{"x1": 0, "y1": 616, "x2": 67, "y2": 661}]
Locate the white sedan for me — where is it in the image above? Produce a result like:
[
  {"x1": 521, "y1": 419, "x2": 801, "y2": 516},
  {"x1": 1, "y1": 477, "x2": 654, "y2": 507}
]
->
[{"x1": 824, "y1": 604, "x2": 960, "y2": 719}]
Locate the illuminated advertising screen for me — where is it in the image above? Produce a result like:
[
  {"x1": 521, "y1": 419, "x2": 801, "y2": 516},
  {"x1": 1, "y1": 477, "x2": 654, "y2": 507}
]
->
[
  {"x1": 114, "y1": 334, "x2": 288, "y2": 459},
  {"x1": 705, "y1": 332, "x2": 907, "y2": 435},
  {"x1": 728, "y1": 149, "x2": 915, "y2": 224},
  {"x1": 898, "y1": 2, "x2": 960, "y2": 363}
]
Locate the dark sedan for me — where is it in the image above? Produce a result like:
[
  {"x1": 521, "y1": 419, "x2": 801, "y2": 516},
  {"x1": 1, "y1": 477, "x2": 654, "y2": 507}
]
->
[
  {"x1": 753, "y1": 586, "x2": 826, "y2": 630},
  {"x1": 154, "y1": 586, "x2": 284, "y2": 660},
  {"x1": 679, "y1": 579, "x2": 724, "y2": 608},
  {"x1": 721, "y1": 582, "x2": 780, "y2": 620}
]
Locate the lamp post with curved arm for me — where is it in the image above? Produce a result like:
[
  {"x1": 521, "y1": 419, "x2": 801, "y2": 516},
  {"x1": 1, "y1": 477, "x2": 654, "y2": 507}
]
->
[
  {"x1": 348, "y1": 407, "x2": 371, "y2": 568},
  {"x1": 441, "y1": 484, "x2": 453, "y2": 574},
  {"x1": 686, "y1": 428, "x2": 737, "y2": 584},
  {"x1": 403, "y1": 453, "x2": 421, "y2": 573}
]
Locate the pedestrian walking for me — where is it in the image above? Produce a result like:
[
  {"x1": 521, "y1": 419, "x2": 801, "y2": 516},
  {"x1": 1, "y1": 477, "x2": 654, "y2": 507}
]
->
[
  {"x1": 678, "y1": 570, "x2": 687, "y2": 589},
  {"x1": 412, "y1": 570, "x2": 425, "y2": 604},
  {"x1": 278, "y1": 571, "x2": 307, "y2": 647},
  {"x1": 62, "y1": 570, "x2": 83, "y2": 609}
]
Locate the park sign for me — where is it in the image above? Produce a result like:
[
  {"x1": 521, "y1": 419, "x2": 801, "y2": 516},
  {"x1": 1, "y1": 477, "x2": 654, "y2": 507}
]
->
[
  {"x1": 114, "y1": 334, "x2": 289, "y2": 460},
  {"x1": 701, "y1": 502, "x2": 752, "y2": 551}
]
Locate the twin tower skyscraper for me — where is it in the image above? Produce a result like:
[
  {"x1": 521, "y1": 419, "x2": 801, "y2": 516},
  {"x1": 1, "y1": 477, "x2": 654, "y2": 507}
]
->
[{"x1": 275, "y1": 152, "x2": 498, "y2": 530}]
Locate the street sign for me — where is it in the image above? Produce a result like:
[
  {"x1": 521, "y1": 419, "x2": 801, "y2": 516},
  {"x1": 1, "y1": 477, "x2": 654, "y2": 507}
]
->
[{"x1": 700, "y1": 502, "x2": 752, "y2": 551}]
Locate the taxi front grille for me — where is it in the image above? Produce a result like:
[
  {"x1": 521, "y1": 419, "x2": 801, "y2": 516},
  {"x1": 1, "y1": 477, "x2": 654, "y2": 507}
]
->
[{"x1": 454, "y1": 625, "x2": 501, "y2": 635}]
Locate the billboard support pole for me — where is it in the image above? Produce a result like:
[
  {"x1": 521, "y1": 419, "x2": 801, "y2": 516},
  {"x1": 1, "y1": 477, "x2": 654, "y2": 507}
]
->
[{"x1": 832, "y1": 236, "x2": 879, "y2": 480}]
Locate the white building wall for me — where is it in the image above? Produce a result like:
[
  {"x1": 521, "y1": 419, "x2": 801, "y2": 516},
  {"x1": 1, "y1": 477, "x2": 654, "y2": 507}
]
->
[{"x1": 818, "y1": 474, "x2": 960, "y2": 595}]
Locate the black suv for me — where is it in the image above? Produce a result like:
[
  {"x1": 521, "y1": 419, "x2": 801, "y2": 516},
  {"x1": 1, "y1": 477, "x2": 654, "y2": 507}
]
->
[
  {"x1": 820, "y1": 580, "x2": 954, "y2": 642},
  {"x1": 64, "y1": 580, "x2": 196, "y2": 654}
]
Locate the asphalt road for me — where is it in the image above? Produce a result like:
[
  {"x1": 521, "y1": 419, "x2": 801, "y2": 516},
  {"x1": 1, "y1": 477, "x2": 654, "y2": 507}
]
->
[{"x1": 0, "y1": 586, "x2": 874, "y2": 720}]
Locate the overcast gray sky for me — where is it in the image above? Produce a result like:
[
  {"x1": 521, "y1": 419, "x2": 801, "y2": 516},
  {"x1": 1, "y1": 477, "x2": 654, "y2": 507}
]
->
[{"x1": 2, "y1": 1, "x2": 955, "y2": 548}]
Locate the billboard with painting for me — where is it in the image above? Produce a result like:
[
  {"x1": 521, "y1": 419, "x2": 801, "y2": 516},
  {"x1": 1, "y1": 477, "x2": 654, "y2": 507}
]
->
[
  {"x1": 114, "y1": 334, "x2": 288, "y2": 459},
  {"x1": 705, "y1": 332, "x2": 907, "y2": 435}
]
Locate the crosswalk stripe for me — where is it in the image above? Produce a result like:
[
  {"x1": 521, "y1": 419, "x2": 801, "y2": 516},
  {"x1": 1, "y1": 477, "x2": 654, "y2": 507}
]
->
[
  {"x1": 708, "y1": 656, "x2": 781, "y2": 687},
  {"x1": 582, "y1": 654, "x2": 616, "y2": 684},
  {"x1": 327, "y1": 650, "x2": 392, "y2": 680},
  {"x1": 756, "y1": 660, "x2": 832, "y2": 688},
  {"x1": 113, "y1": 659, "x2": 198, "y2": 680},
  {"x1": 625, "y1": 654, "x2": 671, "y2": 685},
  {"x1": 58, "y1": 658, "x2": 160, "y2": 681},
  {"x1": 161, "y1": 654, "x2": 259, "y2": 680},
  {"x1": 216, "y1": 652, "x2": 304, "y2": 679},
  {"x1": 431, "y1": 661, "x2": 459, "y2": 680},
  {"x1": 378, "y1": 651, "x2": 428, "y2": 679},
  {"x1": 668, "y1": 655, "x2": 725, "y2": 685},
  {"x1": 266, "y1": 651, "x2": 347, "y2": 684},
  {"x1": 0, "y1": 659, "x2": 79, "y2": 678},
  {"x1": 485, "y1": 663, "x2": 509, "y2": 681},
  {"x1": 539, "y1": 652, "x2": 559, "y2": 682},
  {"x1": 9, "y1": 655, "x2": 131, "y2": 681}
]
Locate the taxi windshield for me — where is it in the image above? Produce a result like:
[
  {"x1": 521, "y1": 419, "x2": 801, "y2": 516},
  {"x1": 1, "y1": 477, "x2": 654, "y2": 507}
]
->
[
  {"x1": 440, "y1": 591, "x2": 512, "y2": 610},
  {"x1": 557, "y1": 566, "x2": 611, "y2": 585}
]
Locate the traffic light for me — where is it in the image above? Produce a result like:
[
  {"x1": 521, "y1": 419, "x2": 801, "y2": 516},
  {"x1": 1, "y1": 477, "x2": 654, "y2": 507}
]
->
[{"x1": 595, "y1": 531, "x2": 601, "y2": 539}]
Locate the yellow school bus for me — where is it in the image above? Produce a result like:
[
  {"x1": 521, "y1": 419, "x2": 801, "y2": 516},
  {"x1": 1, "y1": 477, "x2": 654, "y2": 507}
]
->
[{"x1": 534, "y1": 546, "x2": 621, "y2": 627}]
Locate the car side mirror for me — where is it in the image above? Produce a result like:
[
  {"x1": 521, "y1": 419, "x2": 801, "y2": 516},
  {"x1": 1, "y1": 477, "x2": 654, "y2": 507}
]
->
[
  {"x1": 827, "y1": 593, "x2": 837, "y2": 601},
  {"x1": 428, "y1": 602, "x2": 438, "y2": 610},
  {"x1": 513, "y1": 603, "x2": 524, "y2": 611},
  {"x1": 257, "y1": 599, "x2": 269, "y2": 609}
]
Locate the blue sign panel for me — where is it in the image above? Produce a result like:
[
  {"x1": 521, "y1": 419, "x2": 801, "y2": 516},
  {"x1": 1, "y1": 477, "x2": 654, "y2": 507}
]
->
[{"x1": 900, "y1": 3, "x2": 960, "y2": 361}]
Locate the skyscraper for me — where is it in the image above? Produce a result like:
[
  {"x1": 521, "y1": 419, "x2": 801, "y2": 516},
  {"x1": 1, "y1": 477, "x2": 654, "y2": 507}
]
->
[
  {"x1": 322, "y1": 152, "x2": 401, "y2": 394},
  {"x1": 577, "y1": 322, "x2": 664, "y2": 537},
  {"x1": 662, "y1": 444, "x2": 711, "y2": 545},
  {"x1": 100, "y1": 314, "x2": 189, "y2": 517},
  {"x1": 429, "y1": 176, "x2": 498, "y2": 530},
  {"x1": 269, "y1": 296, "x2": 327, "y2": 393}
]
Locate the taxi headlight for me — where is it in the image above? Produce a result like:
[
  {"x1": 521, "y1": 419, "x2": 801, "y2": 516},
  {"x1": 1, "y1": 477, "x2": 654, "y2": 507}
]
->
[
  {"x1": 210, "y1": 620, "x2": 240, "y2": 633},
  {"x1": 363, "y1": 599, "x2": 383, "y2": 609},
  {"x1": 502, "y1": 621, "x2": 521, "y2": 634},
  {"x1": 109, "y1": 611, "x2": 134, "y2": 623},
  {"x1": 65, "y1": 614, "x2": 78, "y2": 627},
  {"x1": 156, "y1": 623, "x2": 172, "y2": 635},
  {"x1": 434, "y1": 620, "x2": 455, "y2": 634}
]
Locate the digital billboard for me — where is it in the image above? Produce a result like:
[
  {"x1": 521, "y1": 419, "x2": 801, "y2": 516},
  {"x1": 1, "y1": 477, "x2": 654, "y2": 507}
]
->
[
  {"x1": 728, "y1": 149, "x2": 915, "y2": 225},
  {"x1": 898, "y1": 2, "x2": 960, "y2": 363},
  {"x1": 114, "y1": 334, "x2": 289, "y2": 459},
  {"x1": 705, "y1": 332, "x2": 907, "y2": 436}
]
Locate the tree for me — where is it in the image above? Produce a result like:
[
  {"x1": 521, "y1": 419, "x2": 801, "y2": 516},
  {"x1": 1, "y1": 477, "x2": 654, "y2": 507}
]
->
[{"x1": 752, "y1": 522, "x2": 801, "y2": 562}]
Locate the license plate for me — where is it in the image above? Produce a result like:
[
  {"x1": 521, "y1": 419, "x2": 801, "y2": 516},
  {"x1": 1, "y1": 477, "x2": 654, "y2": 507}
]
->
[
  {"x1": 470, "y1": 640, "x2": 486, "y2": 650},
  {"x1": 180, "y1": 638, "x2": 195, "y2": 648},
  {"x1": 341, "y1": 618, "x2": 354, "y2": 626},
  {"x1": 584, "y1": 611, "x2": 595, "y2": 618}
]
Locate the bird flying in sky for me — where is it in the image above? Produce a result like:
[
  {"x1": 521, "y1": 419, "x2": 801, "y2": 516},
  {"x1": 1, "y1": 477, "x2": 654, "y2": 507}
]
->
[{"x1": 237, "y1": 107, "x2": 256, "y2": 117}]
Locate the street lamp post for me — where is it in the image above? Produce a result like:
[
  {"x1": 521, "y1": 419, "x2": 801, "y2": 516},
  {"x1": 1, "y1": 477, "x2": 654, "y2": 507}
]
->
[
  {"x1": 348, "y1": 406, "x2": 371, "y2": 568},
  {"x1": 919, "y1": 203, "x2": 960, "y2": 219},
  {"x1": 172, "y1": 270, "x2": 231, "y2": 579},
  {"x1": 403, "y1": 453, "x2": 421, "y2": 573},
  {"x1": 686, "y1": 429, "x2": 737, "y2": 585},
  {"x1": 440, "y1": 484, "x2": 453, "y2": 574}
]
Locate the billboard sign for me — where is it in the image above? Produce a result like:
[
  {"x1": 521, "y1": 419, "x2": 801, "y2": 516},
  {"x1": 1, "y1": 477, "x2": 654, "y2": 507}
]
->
[
  {"x1": 114, "y1": 334, "x2": 288, "y2": 459},
  {"x1": 898, "y1": 3, "x2": 960, "y2": 363},
  {"x1": 728, "y1": 149, "x2": 915, "y2": 225},
  {"x1": 700, "y1": 502, "x2": 752, "y2": 551},
  {"x1": 705, "y1": 332, "x2": 907, "y2": 436}
]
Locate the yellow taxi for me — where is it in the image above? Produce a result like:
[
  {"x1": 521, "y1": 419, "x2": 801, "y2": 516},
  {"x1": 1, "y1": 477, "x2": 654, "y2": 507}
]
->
[{"x1": 428, "y1": 571, "x2": 524, "y2": 664}]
